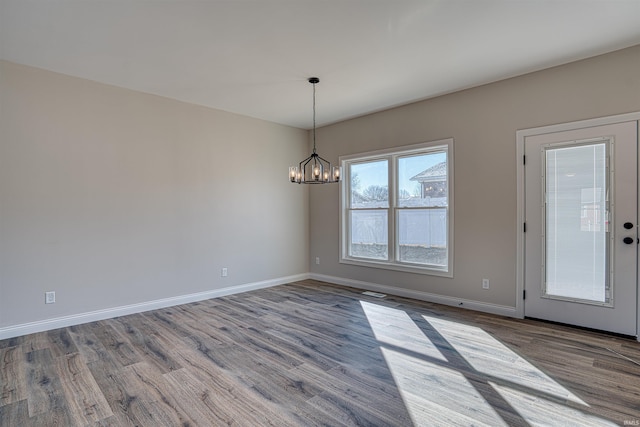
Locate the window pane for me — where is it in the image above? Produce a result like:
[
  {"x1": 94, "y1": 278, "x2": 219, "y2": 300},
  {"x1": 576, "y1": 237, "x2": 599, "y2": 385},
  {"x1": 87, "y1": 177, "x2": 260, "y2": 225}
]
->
[
  {"x1": 340, "y1": 139, "x2": 453, "y2": 275},
  {"x1": 397, "y1": 209, "x2": 447, "y2": 266},
  {"x1": 350, "y1": 160, "x2": 388, "y2": 208},
  {"x1": 398, "y1": 152, "x2": 447, "y2": 207},
  {"x1": 545, "y1": 143, "x2": 608, "y2": 303},
  {"x1": 350, "y1": 210, "x2": 388, "y2": 260}
]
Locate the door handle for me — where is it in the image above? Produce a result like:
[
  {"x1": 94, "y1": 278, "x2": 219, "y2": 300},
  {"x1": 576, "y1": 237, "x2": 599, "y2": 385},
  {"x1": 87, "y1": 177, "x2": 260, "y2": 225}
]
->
[
  {"x1": 623, "y1": 237, "x2": 635, "y2": 244},
  {"x1": 624, "y1": 222, "x2": 634, "y2": 230}
]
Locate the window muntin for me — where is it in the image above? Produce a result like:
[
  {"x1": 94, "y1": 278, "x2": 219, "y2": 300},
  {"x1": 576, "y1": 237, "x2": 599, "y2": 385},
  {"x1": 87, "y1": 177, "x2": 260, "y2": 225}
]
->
[{"x1": 341, "y1": 140, "x2": 453, "y2": 276}]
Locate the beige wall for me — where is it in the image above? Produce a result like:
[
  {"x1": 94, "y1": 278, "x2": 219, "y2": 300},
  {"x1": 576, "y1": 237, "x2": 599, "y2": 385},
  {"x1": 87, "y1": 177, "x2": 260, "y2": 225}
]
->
[
  {"x1": 2, "y1": 45, "x2": 639, "y2": 333},
  {"x1": 0, "y1": 60, "x2": 309, "y2": 330},
  {"x1": 310, "y1": 45, "x2": 640, "y2": 308}
]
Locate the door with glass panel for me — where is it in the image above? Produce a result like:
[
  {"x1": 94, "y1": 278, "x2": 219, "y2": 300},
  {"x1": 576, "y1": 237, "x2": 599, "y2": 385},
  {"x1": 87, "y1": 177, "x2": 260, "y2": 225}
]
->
[{"x1": 524, "y1": 121, "x2": 637, "y2": 335}]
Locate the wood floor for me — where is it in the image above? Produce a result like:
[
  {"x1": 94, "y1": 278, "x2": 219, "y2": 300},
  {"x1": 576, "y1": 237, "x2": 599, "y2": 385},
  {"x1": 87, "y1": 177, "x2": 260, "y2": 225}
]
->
[{"x1": 1, "y1": 280, "x2": 639, "y2": 426}]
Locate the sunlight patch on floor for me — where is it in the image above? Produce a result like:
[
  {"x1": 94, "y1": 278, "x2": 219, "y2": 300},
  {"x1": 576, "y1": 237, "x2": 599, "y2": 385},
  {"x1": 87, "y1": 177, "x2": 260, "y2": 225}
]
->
[
  {"x1": 360, "y1": 301, "x2": 446, "y2": 361},
  {"x1": 381, "y1": 347, "x2": 507, "y2": 426},
  {"x1": 424, "y1": 315, "x2": 587, "y2": 406},
  {"x1": 359, "y1": 300, "x2": 619, "y2": 425},
  {"x1": 490, "y1": 382, "x2": 618, "y2": 426}
]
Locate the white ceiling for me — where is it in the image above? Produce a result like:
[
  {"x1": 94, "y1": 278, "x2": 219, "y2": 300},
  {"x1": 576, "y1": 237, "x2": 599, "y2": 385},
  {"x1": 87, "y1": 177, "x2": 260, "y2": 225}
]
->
[{"x1": 2, "y1": 1, "x2": 639, "y2": 129}]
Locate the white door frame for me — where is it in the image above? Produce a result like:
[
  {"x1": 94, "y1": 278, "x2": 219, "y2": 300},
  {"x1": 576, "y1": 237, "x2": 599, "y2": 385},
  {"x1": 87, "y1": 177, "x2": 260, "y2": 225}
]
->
[{"x1": 516, "y1": 112, "x2": 640, "y2": 340}]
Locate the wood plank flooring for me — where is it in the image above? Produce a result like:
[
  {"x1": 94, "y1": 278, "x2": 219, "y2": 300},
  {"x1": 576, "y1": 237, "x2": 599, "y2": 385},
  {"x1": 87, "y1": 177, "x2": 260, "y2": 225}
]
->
[{"x1": 1, "y1": 279, "x2": 639, "y2": 426}]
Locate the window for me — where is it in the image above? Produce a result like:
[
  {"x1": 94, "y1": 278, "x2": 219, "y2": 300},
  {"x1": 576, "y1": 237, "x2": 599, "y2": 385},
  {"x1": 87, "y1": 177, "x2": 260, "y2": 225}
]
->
[{"x1": 340, "y1": 139, "x2": 453, "y2": 276}]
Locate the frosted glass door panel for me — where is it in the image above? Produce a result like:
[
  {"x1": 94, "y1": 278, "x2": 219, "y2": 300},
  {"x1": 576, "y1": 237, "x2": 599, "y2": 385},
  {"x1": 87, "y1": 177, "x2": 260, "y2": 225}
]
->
[{"x1": 544, "y1": 143, "x2": 609, "y2": 304}]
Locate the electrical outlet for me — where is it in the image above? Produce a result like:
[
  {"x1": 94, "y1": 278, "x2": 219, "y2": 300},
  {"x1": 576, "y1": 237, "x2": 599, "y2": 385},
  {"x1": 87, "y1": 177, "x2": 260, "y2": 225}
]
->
[
  {"x1": 221, "y1": 268, "x2": 228, "y2": 277},
  {"x1": 315, "y1": 257, "x2": 320, "y2": 265},
  {"x1": 45, "y1": 291, "x2": 56, "y2": 304},
  {"x1": 482, "y1": 279, "x2": 489, "y2": 290}
]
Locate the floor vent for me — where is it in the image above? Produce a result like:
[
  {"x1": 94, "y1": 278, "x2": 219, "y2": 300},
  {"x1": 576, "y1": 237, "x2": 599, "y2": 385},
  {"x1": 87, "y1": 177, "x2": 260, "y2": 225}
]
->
[{"x1": 362, "y1": 291, "x2": 386, "y2": 298}]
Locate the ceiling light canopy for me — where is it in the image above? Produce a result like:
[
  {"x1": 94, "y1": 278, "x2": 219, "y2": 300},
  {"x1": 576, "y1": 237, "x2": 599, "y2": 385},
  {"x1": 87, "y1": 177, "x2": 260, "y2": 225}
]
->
[{"x1": 289, "y1": 77, "x2": 341, "y2": 184}]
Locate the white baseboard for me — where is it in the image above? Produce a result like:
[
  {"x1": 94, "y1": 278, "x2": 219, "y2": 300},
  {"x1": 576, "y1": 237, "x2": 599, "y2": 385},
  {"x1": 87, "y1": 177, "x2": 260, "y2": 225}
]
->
[
  {"x1": 0, "y1": 273, "x2": 310, "y2": 340},
  {"x1": 310, "y1": 273, "x2": 518, "y2": 318},
  {"x1": 0, "y1": 272, "x2": 517, "y2": 340}
]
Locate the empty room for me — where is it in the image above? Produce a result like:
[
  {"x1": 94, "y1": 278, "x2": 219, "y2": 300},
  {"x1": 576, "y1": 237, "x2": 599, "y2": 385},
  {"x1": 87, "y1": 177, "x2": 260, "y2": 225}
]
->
[{"x1": 1, "y1": 1, "x2": 640, "y2": 425}]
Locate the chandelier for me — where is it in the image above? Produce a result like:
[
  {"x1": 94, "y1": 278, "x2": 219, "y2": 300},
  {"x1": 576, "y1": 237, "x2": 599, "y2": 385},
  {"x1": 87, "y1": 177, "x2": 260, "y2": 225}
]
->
[{"x1": 289, "y1": 77, "x2": 341, "y2": 184}]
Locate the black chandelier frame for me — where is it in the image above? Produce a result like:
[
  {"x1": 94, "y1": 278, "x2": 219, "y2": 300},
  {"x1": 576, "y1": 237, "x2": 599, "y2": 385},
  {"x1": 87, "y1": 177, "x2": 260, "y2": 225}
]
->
[{"x1": 289, "y1": 77, "x2": 341, "y2": 184}]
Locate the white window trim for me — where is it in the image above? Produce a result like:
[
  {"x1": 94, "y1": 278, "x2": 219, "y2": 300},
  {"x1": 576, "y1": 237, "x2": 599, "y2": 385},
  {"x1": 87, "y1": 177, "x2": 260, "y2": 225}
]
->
[{"x1": 339, "y1": 138, "x2": 454, "y2": 277}]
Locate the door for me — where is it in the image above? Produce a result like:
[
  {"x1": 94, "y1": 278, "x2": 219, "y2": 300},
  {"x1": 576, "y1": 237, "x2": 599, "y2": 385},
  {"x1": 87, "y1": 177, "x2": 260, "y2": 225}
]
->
[{"x1": 524, "y1": 121, "x2": 638, "y2": 336}]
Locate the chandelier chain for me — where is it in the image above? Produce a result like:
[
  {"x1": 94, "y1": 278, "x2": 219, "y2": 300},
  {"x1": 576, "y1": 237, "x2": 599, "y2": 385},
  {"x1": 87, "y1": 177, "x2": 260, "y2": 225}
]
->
[{"x1": 312, "y1": 80, "x2": 317, "y2": 154}]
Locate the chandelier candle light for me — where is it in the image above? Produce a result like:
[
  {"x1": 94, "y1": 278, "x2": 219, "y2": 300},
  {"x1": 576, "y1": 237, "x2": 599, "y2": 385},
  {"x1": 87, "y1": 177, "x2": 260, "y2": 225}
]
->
[{"x1": 289, "y1": 77, "x2": 341, "y2": 184}]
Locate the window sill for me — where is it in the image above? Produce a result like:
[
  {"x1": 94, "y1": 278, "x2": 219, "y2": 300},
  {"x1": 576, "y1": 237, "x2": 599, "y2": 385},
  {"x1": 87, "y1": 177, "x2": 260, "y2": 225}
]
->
[{"x1": 339, "y1": 257, "x2": 453, "y2": 278}]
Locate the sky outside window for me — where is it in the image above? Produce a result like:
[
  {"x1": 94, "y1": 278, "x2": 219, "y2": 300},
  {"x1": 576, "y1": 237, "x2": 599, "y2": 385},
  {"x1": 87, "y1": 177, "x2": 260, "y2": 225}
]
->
[{"x1": 352, "y1": 152, "x2": 446, "y2": 196}]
